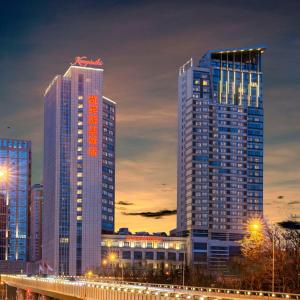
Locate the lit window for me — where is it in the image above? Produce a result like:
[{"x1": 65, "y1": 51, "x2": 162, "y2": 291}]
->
[
  {"x1": 77, "y1": 147, "x2": 82, "y2": 152},
  {"x1": 78, "y1": 138, "x2": 83, "y2": 143},
  {"x1": 77, "y1": 207, "x2": 82, "y2": 211},
  {"x1": 78, "y1": 129, "x2": 83, "y2": 134},
  {"x1": 78, "y1": 104, "x2": 83, "y2": 108},
  {"x1": 77, "y1": 155, "x2": 82, "y2": 160},
  {"x1": 77, "y1": 199, "x2": 82, "y2": 203},
  {"x1": 77, "y1": 172, "x2": 83, "y2": 177},
  {"x1": 77, "y1": 181, "x2": 82, "y2": 186},
  {"x1": 59, "y1": 238, "x2": 69, "y2": 243},
  {"x1": 78, "y1": 96, "x2": 83, "y2": 100},
  {"x1": 203, "y1": 80, "x2": 208, "y2": 86},
  {"x1": 77, "y1": 190, "x2": 82, "y2": 194},
  {"x1": 77, "y1": 216, "x2": 82, "y2": 221},
  {"x1": 78, "y1": 121, "x2": 83, "y2": 126}
]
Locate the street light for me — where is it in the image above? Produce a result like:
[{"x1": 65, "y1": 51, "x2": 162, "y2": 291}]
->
[
  {"x1": 0, "y1": 169, "x2": 8, "y2": 179},
  {"x1": 247, "y1": 217, "x2": 276, "y2": 292},
  {"x1": 107, "y1": 252, "x2": 118, "y2": 280},
  {"x1": 86, "y1": 270, "x2": 93, "y2": 278},
  {"x1": 108, "y1": 253, "x2": 124, "y2": 281},
  {"x1": 109, "y1": 253, "x2": 116, "y2": 262},
  {"x1": 247, "y1": 218, "x2": 264, "y2": 236}
]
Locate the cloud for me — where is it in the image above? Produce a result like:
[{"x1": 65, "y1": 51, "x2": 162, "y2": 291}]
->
[
  {"x1": 277, "y1": 220, "x2": 300, "y2": 230},
  {"x1": 117, "y1": 201, "x2": 134, "y2": 206},
  {"x1": 288, "y1": 201, "x2": 300, "y2": 205},
  {"x1": 122, "y1": 209, "x2": 177, "y2": 219}
]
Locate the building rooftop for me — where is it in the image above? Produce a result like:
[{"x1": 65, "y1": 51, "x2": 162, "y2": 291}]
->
[{"x1": 206, "y1": 45, "x2": 267, "y2": 55}]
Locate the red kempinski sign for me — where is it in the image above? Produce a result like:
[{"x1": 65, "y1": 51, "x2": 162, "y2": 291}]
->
[
  {"x1": 125, "y1": 236, "x2": 163, "y2": 242},
  {"x1": 87, "y1": 95, "x2": 98, "y2": 157},
  {"x1": 75, "y1": 56, "x2": 103, "y2": 67}
]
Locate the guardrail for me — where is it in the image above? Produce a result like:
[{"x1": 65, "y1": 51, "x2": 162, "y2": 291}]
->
[
  {"x1": 1, "y1": 275, "x2": 299, "y2": 300},
  {"x1": 70, "y1": 276, "x2": 300, "y2": 300}
]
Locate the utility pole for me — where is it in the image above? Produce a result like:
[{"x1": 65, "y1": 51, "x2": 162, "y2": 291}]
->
[
  {"x1": 119, "y1": 259, "x2": 124, "y2": 281},
  {"x1": 272, "y1": 226, "x2": 275, "y2": 292},
  {"x1": 182, "y1": 244, "x2": 186, "y2": 286}
]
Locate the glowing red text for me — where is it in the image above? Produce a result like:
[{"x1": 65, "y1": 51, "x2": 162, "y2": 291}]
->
[
  {"x1": 87, "y1": 95, "x2": 98, "y2": 157},
  {"x1": 75, "y1": 56, "x2": 103, "y2": 67}
]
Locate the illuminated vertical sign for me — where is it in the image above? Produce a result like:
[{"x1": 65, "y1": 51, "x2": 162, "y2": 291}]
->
[{"x1": 87, "y1": 95, "x2": 98, "y2": 157}]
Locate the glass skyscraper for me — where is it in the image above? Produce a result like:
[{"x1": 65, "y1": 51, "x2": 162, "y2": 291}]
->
[
  {"x1": 0, "y1": 138, "x2": 31, "y2": 262},
  {"x1": 177, "y1": 46, "x2": 265, "y2": 269},
  {"x1": 43, "y1": 57, "x2": 115, "y2": 275},
  {"x1": 29, "y1": 183, "x2": 43, "y2": 262}
]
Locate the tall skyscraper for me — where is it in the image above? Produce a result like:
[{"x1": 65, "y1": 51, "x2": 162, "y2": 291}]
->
[
  {"x1": 0, "y1": 138, "x2": 31, "y2": 262},
  {"x1": 43, "y1": 57, "x2": 116, "y2": 275},
  {"x1": 29, "y1": 183, "x2": 43, "y2": 262},
  {"x1": 177, "y1": 47, "x2": 265, "y2": 269}
]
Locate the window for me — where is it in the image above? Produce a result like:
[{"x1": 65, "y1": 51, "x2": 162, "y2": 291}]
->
[
  {"x1": 156, "y1": 252, "x2": 165, "y2": 260},
  {"x1": 168, "y1": 252, "x2": 176, "y2": 261},
  {"x1": 145, "y1": 252, "x2": 154, "y2": 260},
  {"x1": 122, "y1": 251, "x2": 131, "y2": 259},
  {"x1": 146, "y1": 242, "x2": 153, "y2": 248},
  {"x1": 194, "y1": 252, "x2": 207, "y2": 262},
  {"x1": 134, "y1": 251, "x2": 142, "y2": 260},
  {"x1": 179, "y1": 253, "x2": 184, "y2": 261}
]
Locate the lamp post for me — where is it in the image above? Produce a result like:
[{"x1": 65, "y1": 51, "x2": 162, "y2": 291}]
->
[
  {"x1": 247, "y1": 218, "x2": 275, "y2": 292},
  {"x1": 102, "y1": 258, "x2": 108, "y2": 276},
  {"x1": 271, "y1": 225, "x2": 275, "y2": 293},
  {"x1": 109, "y1": 253, "x2": 117, "y2": 279},
  {"x1": 182, "y1": 245, "x2": 186, "y2": 286}
]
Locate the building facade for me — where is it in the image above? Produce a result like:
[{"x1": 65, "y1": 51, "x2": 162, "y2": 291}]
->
[
  {"x1": 101, "y1": 233, "x2": 186, "y2": 277},
  {"x1": 0, "y1": 138, "x2": 31, "y2": 262},
  {"x1": 29, "y1": 184, "x2": 43, "y2": 262},
  {"x1": 177, "y1": 47, "x2": 265, "y2": 269},
  {"x1": 43, "y1": 57, "x2": 116, "y2": 275},
  {"x1": 0, "y1": 194, "x2": 7, "y2": 261},
  {"x1": 102, "y1": 96, "x2": 116, "y2": 234}
]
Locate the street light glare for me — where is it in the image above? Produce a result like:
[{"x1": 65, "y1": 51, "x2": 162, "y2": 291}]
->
[
  {"x1": 247, "y1": 218, "x2": 264, "y2": 235},
  {"x1": 109, "y1": 253, "x2": 116, "y2": 261},
  {"x1": 0, "y1": 167, "x2": 9, "y2": 179}
]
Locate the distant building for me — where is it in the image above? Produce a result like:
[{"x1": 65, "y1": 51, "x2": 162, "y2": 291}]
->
[
  {"x1": 29, "y1": 184, "x2": 43, "y2": 262},
  {"x1": 101, "y1": 233, "x2": 186, "y2": 275},
  {"x1": 43, "y1": 57, "x2": 116, "y2": 275},
  {"x1": 118, "y1": 228, "x2": 131, "y2": 235},
  {"x1": 0, "y1": 138, "x2": 31, "y2": 262},
  {"x1": 177, "y1": 46, "x2": 265, "y2": 269}
]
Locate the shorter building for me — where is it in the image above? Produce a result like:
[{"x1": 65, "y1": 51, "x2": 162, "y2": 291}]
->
[
  {"x1": 101, "y1": 233, "x2": 187, "y2": 276},
  {"x1": 0, "y1": 138, "x2": 31, "y2": 262},
  {"x1": 29, "y1": 184, "x2": 43, "y2": 262},
  {"x1": 100, "y1": 229, "x2": 242, "y2": 276}
]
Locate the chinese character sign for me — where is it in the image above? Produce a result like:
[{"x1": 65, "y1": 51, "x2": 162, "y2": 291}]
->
[{"x1": 87, "y1": 95, "x2": 99, "y2": 157}]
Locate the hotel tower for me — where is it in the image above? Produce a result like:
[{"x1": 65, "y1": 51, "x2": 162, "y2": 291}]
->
[
  {"x1": 43, "y1": 57, "x2": 115, "y2": 275},
  {"x1": 177, "y1": 47, "x2": 265, "y2": 269}
]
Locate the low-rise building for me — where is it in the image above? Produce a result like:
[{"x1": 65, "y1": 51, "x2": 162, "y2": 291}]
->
[{"x1": 101, "y1": 233, "x2": 187, "y2": 276}]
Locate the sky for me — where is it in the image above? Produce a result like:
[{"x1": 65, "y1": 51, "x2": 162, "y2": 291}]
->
[{"x1": 0, "y1": 0, "x2": 299, "y2": 233}]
